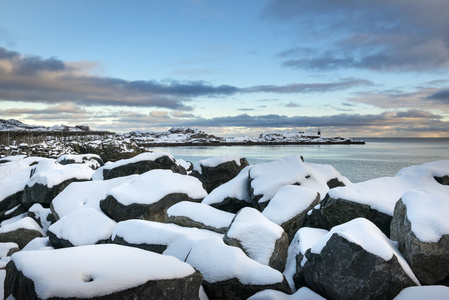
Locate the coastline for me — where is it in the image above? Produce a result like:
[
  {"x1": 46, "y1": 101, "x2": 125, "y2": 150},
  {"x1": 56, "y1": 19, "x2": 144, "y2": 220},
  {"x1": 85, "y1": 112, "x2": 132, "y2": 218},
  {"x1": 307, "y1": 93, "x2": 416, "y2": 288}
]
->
[{"x1": 137, "y1": 140, "x2": 366, "y2": 147}]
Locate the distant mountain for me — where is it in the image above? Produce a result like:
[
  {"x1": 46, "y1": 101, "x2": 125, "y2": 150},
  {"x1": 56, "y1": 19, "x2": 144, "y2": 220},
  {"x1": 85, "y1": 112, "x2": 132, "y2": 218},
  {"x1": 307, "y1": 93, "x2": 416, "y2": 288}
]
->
[{"x1": 0, "y1": 119, "x2": 92, "y2": 132}]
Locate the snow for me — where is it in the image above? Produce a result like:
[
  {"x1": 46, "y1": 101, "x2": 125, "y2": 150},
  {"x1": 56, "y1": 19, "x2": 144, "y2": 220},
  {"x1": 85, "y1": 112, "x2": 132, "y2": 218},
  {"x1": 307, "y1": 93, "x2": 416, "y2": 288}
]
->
[
  {"x1": 112, "y1": 219, "x2": 221, "y2": 261},
  {"x1": 202, "y1": 166, "x2": 252, "y2": 205},
  {"x1": 10, "y1": 244, "x2": 196, "y2": 299},
  {"x1": 21, "y1": 237, "x2": 54, "y2": 251},
  {"x1": 106, "y1": 169, "x2": 207, "y2": 206},
  {"x1": 401, "y1": 189, "x2": 449, "y2": 243},
  {"x1": 51, "y1": 175, "x2": 138, "y2": 219},
  {"x1": 28, "y1": 204, "x2": 52, "y2": 232},
  {"x1": 225, "y1": 207, "x2": 285, "y2": 265},
  {"x1": 262, "y1": 185, "x2": 318, "y2": 225},
  {"x1": 0, "y1": 242, "x2": 18, "y2": 258},
  {"x1": 250, "y1": 155, "x2": 350, "y2": 204},
  {"x1": 328, "y1": 160, "x2": 449, "y2": 215},
  {"x1": 48, "y1": 208, "x2": 116, "y2": 246},
  {"x1": 26, "y1": 159, "x2": 94, "y2": 188},
  {"x1": 0, "y1": 157, "x2": 42, "y2": 201},
  {"x1": 91, "y1": 152, "x2": 176, "y2": 180},
  {"x1": 311, "y1": 218, "x2": 420, "y2": 285},
  {"x1": 248, "y1": 287, "x2": 326, "y2": 300},
  {"x1": 193, "y1": 155, "x2": 243, "y2": 174},
  {"x1": 0, "y1": 217, "x2": 44, "y2": 236},
  {"x1": 0, "y1": 213, "x2": 27, "y2": 227},
  {"x1": 284, "y1": 227, "x2": 328, "y2": 290},
  {"x1": 167, "y1": 201, "x2": 234, "y2": 230},
  {"x1": 57, "y1": 154, "x2": 102, "y2": 169},
  {"x1": 186, "y1": 236, "x2": 285, "y2": 285},
  {"x1": 393, "y1": 286, "x2": 449, "y2": 300}
]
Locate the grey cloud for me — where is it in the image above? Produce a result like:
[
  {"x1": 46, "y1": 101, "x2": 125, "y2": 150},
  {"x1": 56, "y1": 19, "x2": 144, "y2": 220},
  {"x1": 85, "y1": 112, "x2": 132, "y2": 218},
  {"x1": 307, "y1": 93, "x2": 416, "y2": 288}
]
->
[
  {"x1": 427, "y1": 89, "x2": 449, "y2": 103},
  {"x1": 285, "y1": 102, "x2": 301, "y2": 107}
]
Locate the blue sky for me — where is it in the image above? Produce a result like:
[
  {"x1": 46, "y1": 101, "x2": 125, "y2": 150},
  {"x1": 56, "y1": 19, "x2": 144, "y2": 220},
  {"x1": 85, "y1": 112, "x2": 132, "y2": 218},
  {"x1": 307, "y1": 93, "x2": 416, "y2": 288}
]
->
[{"x1": 1, "y1": 0, "x2": 449, "y2": 137}]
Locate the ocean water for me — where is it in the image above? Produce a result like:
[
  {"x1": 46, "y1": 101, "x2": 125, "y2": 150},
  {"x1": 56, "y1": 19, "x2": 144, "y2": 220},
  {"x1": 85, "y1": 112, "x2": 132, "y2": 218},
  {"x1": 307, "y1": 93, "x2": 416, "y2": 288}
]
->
[{"x1": 147, "y1": 138, "x2": 449, "y2": 183}]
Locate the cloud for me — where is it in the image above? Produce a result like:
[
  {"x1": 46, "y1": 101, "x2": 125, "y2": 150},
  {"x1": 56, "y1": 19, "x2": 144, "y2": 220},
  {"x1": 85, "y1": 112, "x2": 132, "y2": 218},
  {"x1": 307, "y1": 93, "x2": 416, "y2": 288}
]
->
[
  {"x1": 264, "y1": 0, "x2": 449, "y2": 72},
  {"x1": 172, "y1": 111, "x2": 195, "y2": 118},
  {"x1": 426, "y1": 89, "x2": 449, "y2": 103},
  {"x1": 149, "y1": 111, "x2": 169, "y2": 118},
  {"x1": 285, "y1": 102, "x2": 301, "y2": 107}
]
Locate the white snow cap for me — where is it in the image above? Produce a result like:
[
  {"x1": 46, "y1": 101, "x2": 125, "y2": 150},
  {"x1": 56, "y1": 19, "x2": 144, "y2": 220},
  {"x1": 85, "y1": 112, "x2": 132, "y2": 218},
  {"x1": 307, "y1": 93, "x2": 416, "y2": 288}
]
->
[
  {"x1": 202, "y1": 166, "x2": 252, "y2": 205},
  {"x1": 193, "y1": 155, "x2": 244, "y2": 174},
  {"x1": 328, "y1": 160, "x2": 449, "y2": 216},
  {"x1": 0, "y1": 217, "x2": 44, "y2": 236},
  {"x1": 262, "y1": 185, "x2": 318, "y2": 226},
  {"x1": 106, "y1": 169, "x2": 207, "y2": 206},
  {"x1": 393, "y1": 286, "x2": 449, "y2": 300},
  {"x1": 10, "y1": 244, "x2": 196, "y2": 299},
  {"x1": 26, "y1": 159, "x2": 94, "y2": 188},
  {"x1": 248, "y1": 287, "x2": 326, "y2": 300},
  {"x1": 48, "y1": 208, "x2": 116, "y2": 246},
  {"x1": 311, "y1": 218, "x2": 420, "y2": 285},
  {"x1": 167, "y1": 201, "x2": 234, "y2": 230},
  {"x1": 401, "y1": 189, "x2": 449, "y2": 243},
  {"x1": 226, "y1": 207, "x2": 285, "y2": 266},
  {"x1": 186, "y1": 236, "x2": 285, "y2": 285},
  {"x1": 250, "y1": 155, "x2": 350, "y2": 203}
]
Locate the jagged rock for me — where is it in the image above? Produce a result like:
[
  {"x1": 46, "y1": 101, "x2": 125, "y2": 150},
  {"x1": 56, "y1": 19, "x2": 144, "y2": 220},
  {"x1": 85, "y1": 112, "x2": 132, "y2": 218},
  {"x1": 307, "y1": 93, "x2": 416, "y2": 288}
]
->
[
  {"x1": 391, "y1": 190, "x2": 449, "y2": 285},
  {"x1": 57, "y1": 154, "x2": 104, "y2": 170},
  {"x1": 202, "y1": 166, "x2": 254, "y2": 213},
  {"x1": 47, "y1": 208, "x2": 116, "y2": 248},
  {"x1": 262, "y1": 185, "x2": 320, "y2": 242},
  {"x1": 5, "y1": 244, "x2": 202, "y2": 300},
  {"x1": 166, "y1": 201, "x2": 234, "y2": 234},
  {"x1": 223, "y1": 207, "x2": 288, "y2": 272},
  {"x1": 0, "y1": 217, "x2": 44, "y2": 249},
  {"x1": 71, "y1": 138, "x2": 145, "y2": 162},
  {"x1": 100, "y1": 170, "x2": 207, "y2": 222},
  {"x1": 302, "y1": 218, "x2": 419, "y2": 300},
  {"x1": 186, "y1": 237, "x2": 291, "y2": 300},
  {"x1": 191, "y1": 156, "x2": 249, "y2": 193},
  {"x1": 92, "y1": 152, "x2": 186, "y2": 180}
]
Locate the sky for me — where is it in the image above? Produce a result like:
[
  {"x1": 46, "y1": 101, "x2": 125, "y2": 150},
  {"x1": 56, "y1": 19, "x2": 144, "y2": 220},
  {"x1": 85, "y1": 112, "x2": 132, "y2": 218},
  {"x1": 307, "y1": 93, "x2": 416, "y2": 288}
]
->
[{"x1": 1, "y1": 0, "x2": 449, "y2": 137}]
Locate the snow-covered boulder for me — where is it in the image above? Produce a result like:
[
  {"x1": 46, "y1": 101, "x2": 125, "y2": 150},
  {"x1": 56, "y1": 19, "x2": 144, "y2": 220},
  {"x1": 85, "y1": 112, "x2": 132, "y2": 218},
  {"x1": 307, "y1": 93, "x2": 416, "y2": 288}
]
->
[
  {"x1": 223, "y1": 207, "x2": 289, "y2": 272},
  {"x1": 0, "y1": 217, "x2": 45, "y2": 249},
  {"x1": 249, "y1": 155, "x2": 349, "y2": 210},
  {"x1": 302, "y1": 218, "x2": 419, "y2": 299},
  {"x1": 21, "y1": 237, "x2": 53, "y2": 252},
  {"x1": 22, "y1": 159, "x2": 94, "y2": 209},
  {"x1": 47, "y1": 208, "x2": 116, "y2": 248},
  {"x1": 262, "y1": 186, "x2": 320, "y2": 242},
  {"x1": 111, "y1": 219, "x2": 221, "y2": 261},
  {"x1": 92, "y1": 152, "x2": 186, "y2": 180},
  {"x1": 318, "y1": 160, "x2": 449, "y2": 236},
  {"x1": 391, "y1": 190, "x2": 449, "y2": 285},
  {"x1": 0, "y1": 243, "x2": 19, "y2": 263},
  {"x1": 51, "y1": 175, "x2": 138, "y2": 220},
  {"x1": 191, "y1": 156, "x2": 250, "y2": 193},
  {"x1": 27, "y1": 204, "x2": 52, "y2": 233},
  {"x1": 166, "y1": 201, "x2": 234, "y2": 233},
  {"x1": 100, "y1": 170, "x2": 207, "y2": 222},
  {"x1": 186, "y1": 237, "x2": 290, "y2": 300},
  {"x1": 248, "y1": 287, "x2": 325, "y2": 300},
  {"x1": 393, "y1": 286, "x2": 449, "y2": 300},
  {"x1": 57, "y1": 154, "x2": 104, "y2": 170},
  {"x1": 202, "y1": 166, "x2": 254, "y2": 213},
  {"x1": 5, "y1": 244, "x2": 202, "y2": 299}
]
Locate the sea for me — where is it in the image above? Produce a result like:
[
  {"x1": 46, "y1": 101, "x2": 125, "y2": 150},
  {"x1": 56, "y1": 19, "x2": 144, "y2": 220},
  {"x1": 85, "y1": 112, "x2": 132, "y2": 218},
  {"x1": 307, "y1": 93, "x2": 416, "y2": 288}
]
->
[{"x1": 146, "y1": 138, "x2": 449, "y2": 183}]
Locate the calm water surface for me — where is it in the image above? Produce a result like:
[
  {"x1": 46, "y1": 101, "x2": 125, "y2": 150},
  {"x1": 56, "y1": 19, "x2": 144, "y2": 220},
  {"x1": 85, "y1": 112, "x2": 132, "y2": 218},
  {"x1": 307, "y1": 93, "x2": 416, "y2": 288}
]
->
[{"x1": 147, "y1": 138, "x2": 449, "y2": 183}]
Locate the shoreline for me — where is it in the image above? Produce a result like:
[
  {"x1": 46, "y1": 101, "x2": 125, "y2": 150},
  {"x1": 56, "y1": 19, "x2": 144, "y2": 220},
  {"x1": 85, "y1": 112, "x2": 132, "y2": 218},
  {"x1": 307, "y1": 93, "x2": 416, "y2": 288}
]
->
[{"x1": 137, "y1": 140, "x2": 366, "y2": 147}]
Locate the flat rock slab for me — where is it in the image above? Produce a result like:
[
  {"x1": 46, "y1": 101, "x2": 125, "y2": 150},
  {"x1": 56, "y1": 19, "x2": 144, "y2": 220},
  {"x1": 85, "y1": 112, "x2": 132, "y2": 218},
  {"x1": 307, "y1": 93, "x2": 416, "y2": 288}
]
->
[{"x1": 5, "y1": 244, "x2": 202, "y2": 300}]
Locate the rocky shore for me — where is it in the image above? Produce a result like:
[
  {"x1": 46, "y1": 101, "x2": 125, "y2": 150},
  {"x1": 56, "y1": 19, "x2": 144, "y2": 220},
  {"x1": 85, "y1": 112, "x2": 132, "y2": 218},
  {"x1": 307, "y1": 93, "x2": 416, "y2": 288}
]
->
[{"x1": 0, "y1": 151, "x2": 448, "y2": 299}]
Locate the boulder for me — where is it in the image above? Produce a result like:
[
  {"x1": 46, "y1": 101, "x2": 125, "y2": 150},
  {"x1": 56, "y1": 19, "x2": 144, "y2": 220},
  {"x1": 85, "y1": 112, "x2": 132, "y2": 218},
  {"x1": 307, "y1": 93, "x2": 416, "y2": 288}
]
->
[
  {"x1": 186, "y1": 237, "x2": 291, "y2": 300},
  {"x1": 27, "y1": 204, "x2": 52, "y2": 233},
  {"x1": 202, "y1": 166, "x2": 254, "y2": 213},
  {"x1": 92, "y1": 152, "x2": 186, "y2": 180},
  {"x1": 248, "y1": 155, "x2": 349, "y2": 210},
  {"x1": 100, "y1": 170, "x2": 207, "y2": 222},
  {"x1": 302, "y1": 218, "x2": 419, "y2": 300},
  {"x1": 47, "y1": 208, "x2": 116, "y2": 248},
  {"x1": 262, "y1": 185, "x2": 320, "y2": 242},
  {"x1": 166, "y1": 201, "x2": 234, "y2": 233},
  {"x1": 57, "y1": 154, "x2": 104, "y2": 170},
  {"x1": 0, "y1": 217, "x2": 44, "y2": 249},
  {"x1": 248, "y1": 287, "x2": 325, "y2": 300},
  {"x1": 391, "y1": 190, "x2": 449, "y2": 285},
  {"x1": 223, "y1": 207, "x2": 289, "y2": 272},
  {"x1": 191, "y1": 156, "x2": 250, "y2": 193},
  {"x1": 5, "y1": 244, "x2": 202, "y2": 300}
]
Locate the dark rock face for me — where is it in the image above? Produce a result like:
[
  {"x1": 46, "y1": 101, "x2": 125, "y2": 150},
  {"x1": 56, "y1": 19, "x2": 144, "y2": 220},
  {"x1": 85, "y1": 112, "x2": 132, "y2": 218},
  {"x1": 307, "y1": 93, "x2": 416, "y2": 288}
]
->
[
  {"x1": 109, "y1": 235, "x2": 167, "y2": 254},
  {"x1": 166, "y1": 214, "x2": 228, "y2": 234},
  {"x1": 102, "y1": 155, "x2": 187, "y2": 180},
  {"x1": 21, "y1": 178, "x2": 88, "y2": 210},
  {"x1": 302, "y1": 234, "x2": 417, "y2": 300},
  {"x1": 47, "y1": 230, "x2": 109, "y2": 249},
  {"x1": 5, "y1": 261, "x2": 203, "y2": 300},
  {"x1": 0, "y1": 192, "x2": 26, "y2": 222},
  {"x1": 391, "y1": 199, "x2": 449, "y2": 285},
  {"x1": 0, "y1": 228, "x2": 43, "y2": 249},
  {"x1": 100, "y1": 193, "x2": 201, "y2": 223},
  {"x1": 304, "y1": 195, "x2": 393, "y2": 236},
  {"x1": 435, "y1": 175, "x2": 449, "y2": 185},
  {"x1": 191, "y1": 158, "x2": 249, "y2": 193},
  {"x1": 202, "y1": 277, "x2": 291, "y2": 300},
  {"x1": 209, "y1": 197, "x2": 254, "y2": 214}
]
